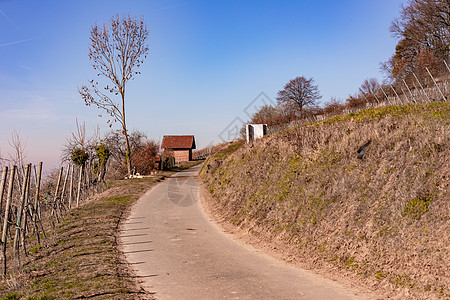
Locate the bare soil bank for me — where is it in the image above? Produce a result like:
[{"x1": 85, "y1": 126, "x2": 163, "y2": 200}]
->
[{"x1": 200, "y1": 102, "x2": 449, "y2": 299}]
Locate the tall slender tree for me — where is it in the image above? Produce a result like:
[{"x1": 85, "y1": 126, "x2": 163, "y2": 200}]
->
[{"x1": 79, "y1": 14, "x2": 149, "y2": 176}]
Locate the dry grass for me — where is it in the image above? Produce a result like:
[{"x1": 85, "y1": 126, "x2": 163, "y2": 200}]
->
[
  {"x1": 201, "y1": 101, "x2": 450, "y2": 299},
  {"x1": 0, "y1": 175, "x2": 168, "y2": 299}
]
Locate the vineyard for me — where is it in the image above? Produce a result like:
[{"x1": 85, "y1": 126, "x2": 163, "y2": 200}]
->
[{"x1": 0, "y1": 161, "x2": 106, "y2": 278}]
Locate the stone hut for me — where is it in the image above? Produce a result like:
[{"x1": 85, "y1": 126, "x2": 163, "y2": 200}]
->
[{"x1": 161, "y1": 135, "x2": 196, "y2": 163}]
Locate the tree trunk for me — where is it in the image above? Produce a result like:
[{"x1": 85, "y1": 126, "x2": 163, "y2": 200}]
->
[
  {"x1": 124, "y1": 132, "x2": 132, "y2": 176},
  {"x1": 121, "y1": 91, "x2": 132, "y2": 177},
  {"x1": 298, "y1": 104, "x2": 304, "y2": 120}
]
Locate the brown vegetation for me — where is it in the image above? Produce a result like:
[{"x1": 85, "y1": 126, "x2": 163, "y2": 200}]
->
[
  {"x1": 201, "y1": 101, "x2": 450, "y2": 299},
  {"x1": 103, "y1": 130, "x2": 159, "y2": 179}
]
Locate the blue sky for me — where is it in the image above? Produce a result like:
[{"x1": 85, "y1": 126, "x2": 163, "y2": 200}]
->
[{"x1": 0, "y1": 0, "x2": 404, "y2": 170}]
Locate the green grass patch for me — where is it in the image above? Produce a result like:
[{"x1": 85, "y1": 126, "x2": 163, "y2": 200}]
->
[
  {"x1": 168, "y1": 160, "x2": 204, "y2": 171},
  {"x1": 212, "y1": 140, "x2": 244, "y2": 160},
  {"x1": 28, "y1": 245, "x2": 43, "y2": 254},
  {"x1": 105, "y1": 195, "x2": 134, "y2": 205},
  {"x1": 403, "y1": 197, "x2": 431, "y2": 220}
]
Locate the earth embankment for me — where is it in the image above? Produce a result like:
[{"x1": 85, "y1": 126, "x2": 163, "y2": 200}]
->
[{"x1": 200, "y1": 102, "x2": 450, "y2": 299}]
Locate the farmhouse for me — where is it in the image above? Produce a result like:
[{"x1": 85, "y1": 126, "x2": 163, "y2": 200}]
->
[{"x1": 161, "y1": 135, "x2": 196, "y2": 163}]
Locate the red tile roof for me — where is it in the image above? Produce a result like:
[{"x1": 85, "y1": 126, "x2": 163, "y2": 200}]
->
[{"x1": 161, "y1": 135, "x2": 196, "y2": 149}]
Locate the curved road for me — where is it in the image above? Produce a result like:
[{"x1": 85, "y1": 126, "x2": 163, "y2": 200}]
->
[{"x1": 120, "y1": 165, "x2": 375, "y2": 300}]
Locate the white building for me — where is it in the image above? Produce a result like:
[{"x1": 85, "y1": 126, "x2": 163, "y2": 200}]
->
[{"x1": 246, "y1": 124, "x2": 268, "y2": 143}]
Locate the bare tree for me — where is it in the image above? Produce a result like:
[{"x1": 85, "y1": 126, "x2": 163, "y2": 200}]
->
[
  {"x1": 61, "y1": 119, "x2": 97, "y2": 163},
  {"x1": 276, "y1": 76, "x2": 322, "y2": 119},
  {"x1": 359, "y1": 77, "x2": 380, "y2": 96},
  {"x1": 103, "y1": 129, "x2": 154, "y2": 178},
  {"x1": 8, "y1": 130, "x2": 27, "y2": 167},
  {"x1": 250, "y1": 105, "x2": 283, "y2": 126},
  {"x1": 389, "y1": 0, "x2": 449, "y2": 81},
  {"x1": 391, "y1": 0, "x2": 449, "y2": 61},
  {"x1": 79, "y1": 14, "x2": 149, "y2": 177},
  {"x1": 0, "y1": 148, "x2": 5, "y2": 168}
]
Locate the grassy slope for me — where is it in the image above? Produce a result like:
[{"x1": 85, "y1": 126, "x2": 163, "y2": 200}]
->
[
  {"x1": 201, "y1": 102, "x2": 449, "y2": 299},
  {"x1": 0, "y1": 176, "x2": 168, "y2": 300}
]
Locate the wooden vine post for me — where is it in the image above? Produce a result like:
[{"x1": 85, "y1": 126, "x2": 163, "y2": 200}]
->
[
  {"x1": 60, "y1": 164, "x2": 70, "y2": 208},
  {"x1": 13, "y1": 164, "x2": 31, "y2": 264},
  {"x1": 1, "y1": 166, "x2": 16, "y2": 277},
  {"x1": 33, "y1": 162, "x2": 45, "y2": 241},
  {"x1": 20, "y1": 165, "x2": 32, "y2": 256},
  {"x1": 76, "y1": 165, "x2": 83, "y2": 207},
  {"x1": 85, "y1": 162, "x2": 90, "y2": 197},
  {"x1": 69, "y1": 164, "x2": 74, "y2": 208},
  {"x1": 0, "y1": 167, "x2": 8, "y2": 227},
  {"x1": 52, "y1": 167, "x2": 63, "y2": 223}
]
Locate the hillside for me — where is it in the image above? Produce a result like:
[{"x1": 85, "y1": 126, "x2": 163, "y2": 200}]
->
[
  {"x1": 0, "y1": 177, "x2": 166, "y2": 299},
  {"x1": 200, "y1": 102, "x2": 450, "y2": 299}
]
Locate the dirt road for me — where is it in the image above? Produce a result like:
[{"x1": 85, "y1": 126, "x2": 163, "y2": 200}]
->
[{"x1": 120, "y1": 165, "x2": 376, "y2": 300}]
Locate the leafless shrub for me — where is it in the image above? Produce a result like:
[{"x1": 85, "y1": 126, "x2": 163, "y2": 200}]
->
[
  {"x1": 132, "y1": 140, "x2": 159, "y2": 175},
  {"x1": 62, "y1": 119, "x2": 98, "y2": 164},
  {"x1": 323, "y1": 98, "x2": 346, "y2": 115},
  {"x1": 8, "y1": 130, "x2": 27, "y2": 167},
  {"x1": 103, "y1": 130, "x2": 159, "y2": 178}
]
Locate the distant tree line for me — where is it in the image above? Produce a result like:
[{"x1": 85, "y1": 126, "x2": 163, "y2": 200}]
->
[{"x1": 245, "y1": 0, "x2": 449, "y2": 130}]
